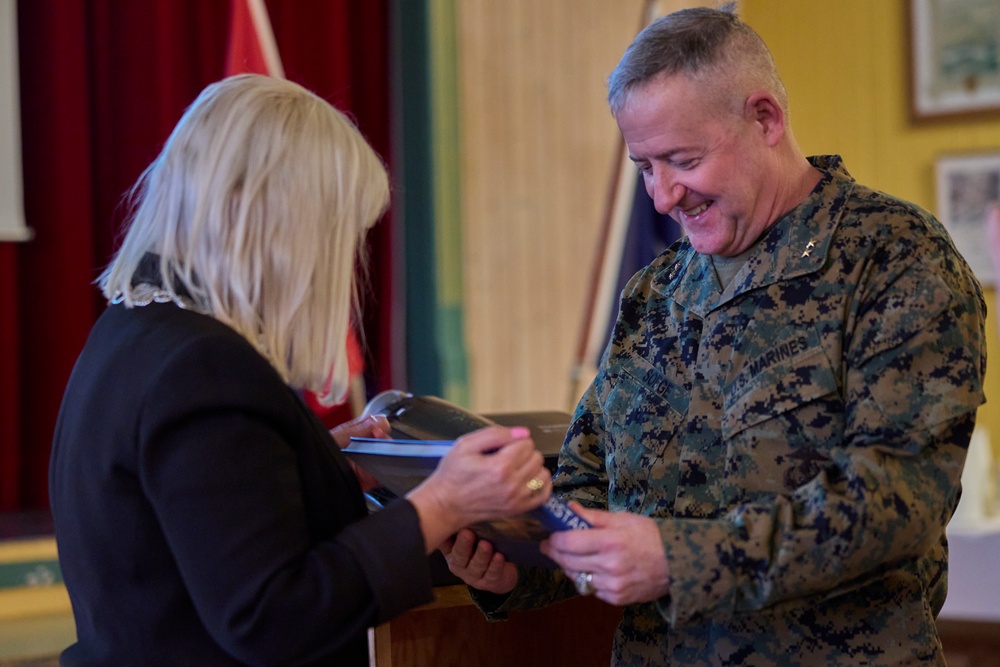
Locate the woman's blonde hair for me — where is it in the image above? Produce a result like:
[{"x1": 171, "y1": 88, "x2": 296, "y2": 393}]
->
[{"x1": 100, "y1": 74, "x2": 389, "y2": 404}]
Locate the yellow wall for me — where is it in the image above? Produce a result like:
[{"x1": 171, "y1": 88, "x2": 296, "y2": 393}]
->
[{"x1": 744, "y1": 0, "x2": 1000, "y2": 458}]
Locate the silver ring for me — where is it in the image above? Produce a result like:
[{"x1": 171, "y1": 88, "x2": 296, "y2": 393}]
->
[
  {"x1": 574, "y1": 571, "x2": 595, "y2": 596},
  {"x1": 526, "y1": 477, "x2": 544, "y2": 495}
]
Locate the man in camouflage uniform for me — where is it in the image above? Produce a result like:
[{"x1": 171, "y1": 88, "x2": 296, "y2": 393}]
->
[{"x1": 444, "y1": 6, "x2": 986, "y2": 666}]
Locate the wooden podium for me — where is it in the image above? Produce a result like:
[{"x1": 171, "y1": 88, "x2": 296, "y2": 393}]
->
[
  {"x1": 368, "y1": 585, "x2": 1000, "y2": 667},
  {"x1": 368, "y1": 585, "x2": 623, "y2": 667}
]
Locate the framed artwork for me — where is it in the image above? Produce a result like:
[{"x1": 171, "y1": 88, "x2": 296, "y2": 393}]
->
[
  {"x1": 910, "y1": 0, "x2": 1000, "y2": 120},
  {"x1": 935, "y1": 151, "x2": 1000, "y2": 285}
]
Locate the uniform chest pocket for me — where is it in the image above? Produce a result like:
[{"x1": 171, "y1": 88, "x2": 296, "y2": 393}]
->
[
  {"x1": 602, "y1": 355, "x2": 688, "y2": 511},
  {"x1": 722, "y1": 344, "x2": 839, "y2": 440},
  {"x1": 605, "y1": 355, "x2": 688, "y2": 450}
]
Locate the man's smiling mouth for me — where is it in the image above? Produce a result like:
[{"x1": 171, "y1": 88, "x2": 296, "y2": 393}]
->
[{"x1": 681, "y1": 201, "x2": 711, "y2": 219}]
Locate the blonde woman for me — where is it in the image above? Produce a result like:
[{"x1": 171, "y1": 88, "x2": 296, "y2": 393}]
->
[{"x1": 49, "y1": 74, "x2": 551, "y2": 666}]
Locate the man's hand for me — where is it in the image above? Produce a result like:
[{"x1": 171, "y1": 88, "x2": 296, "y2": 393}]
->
[
  {"x1": 440, "y1": 529, "x2": 519, "y2": 594},
  {"x1": 541, "y1": 502, "x2": 671, "y2": 606}
]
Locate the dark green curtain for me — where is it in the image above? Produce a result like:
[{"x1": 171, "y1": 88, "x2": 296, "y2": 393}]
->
[{"x1": 393, "y1": 0, "x2": 470, "y2": 405}]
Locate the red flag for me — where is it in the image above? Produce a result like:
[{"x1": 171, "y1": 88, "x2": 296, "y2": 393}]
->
[
  {"x1": 225, "y1": 0, "x2": 284, "y2": 78},
  {"x1": 224, "y1": 0, "x2": 365, "y2": 422}
]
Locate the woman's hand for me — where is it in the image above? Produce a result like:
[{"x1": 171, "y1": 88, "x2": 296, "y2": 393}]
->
[
  {"x1": 328, "y1": 413, "x2": 390, "y2": 448},
  {"x1": 440, "y1": 529, "x2": 519, "y2": 594},
  {"x1": 407, "y1": 426, "x2": 552, "y2": 554},
  {"x1": 329, "y1": 414, "x2": 391, "y2": 492}
]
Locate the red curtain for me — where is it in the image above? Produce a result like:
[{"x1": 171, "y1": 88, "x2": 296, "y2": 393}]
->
[{"x1": 0, "y1": 0, "x2": 394, "y2": 512}]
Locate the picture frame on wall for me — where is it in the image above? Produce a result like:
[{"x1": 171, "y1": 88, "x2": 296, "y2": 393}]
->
[
  {"x1": 935, "y1": 151, "x2": 1000, "y2": 286},
  {"x1": 910, "y1": 0, "x2": 1000, "y2": 120}
]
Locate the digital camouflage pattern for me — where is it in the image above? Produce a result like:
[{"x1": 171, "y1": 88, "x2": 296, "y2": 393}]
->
[{"x1": 474, "y1": 156, "x2": 986, "y2": 666}]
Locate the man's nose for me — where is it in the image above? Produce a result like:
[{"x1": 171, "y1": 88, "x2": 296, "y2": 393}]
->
[{"x1": 649, "y1": 169, "x2": 686, "y2": 215}]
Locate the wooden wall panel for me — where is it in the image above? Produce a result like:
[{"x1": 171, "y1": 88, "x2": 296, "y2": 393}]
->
[{"x1": 456, "y1": 0, "x2": 645, "y2": 413}]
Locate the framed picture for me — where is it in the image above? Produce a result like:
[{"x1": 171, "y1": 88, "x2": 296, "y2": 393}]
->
[
  {"x1": 910, "y1": 0, "x2": 1000, "y2": 120},
  {"x1": 935, "y1": 151, "x2": 1000, "y2": 285}
]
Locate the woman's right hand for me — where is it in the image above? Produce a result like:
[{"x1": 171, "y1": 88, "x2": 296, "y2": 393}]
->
[{"x1": 406, "y1": 426, "x2": 551, "y2": 555}]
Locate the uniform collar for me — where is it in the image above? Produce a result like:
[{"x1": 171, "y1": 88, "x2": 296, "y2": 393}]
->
[{"x1": 653, "y1": 155, "x2": 855, "y2": 315}]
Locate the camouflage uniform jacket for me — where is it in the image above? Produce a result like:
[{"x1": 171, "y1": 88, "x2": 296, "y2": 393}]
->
[{"x1": 475, "y1": 156, "x2": 986, "y2": 666}]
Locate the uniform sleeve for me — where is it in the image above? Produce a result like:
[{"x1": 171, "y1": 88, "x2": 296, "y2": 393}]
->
[
  {"x1": 469, "y1": 376, "x2": 613, "y2": 616},
  {"x1": 657, "y1": 234, "x2": 986, "y2": 625},
  {"x1": 139, "y1": 335, "x2": 432, "y2": 664}
]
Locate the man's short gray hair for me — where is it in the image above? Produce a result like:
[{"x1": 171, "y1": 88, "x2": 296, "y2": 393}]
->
[{"x1": 607, "y1": 2, "x2": 787, "y2": 118}]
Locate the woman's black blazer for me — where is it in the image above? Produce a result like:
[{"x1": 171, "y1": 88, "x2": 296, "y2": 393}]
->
[{"x1": 50, "y1": 301, "x2": 432, "y2": 666}]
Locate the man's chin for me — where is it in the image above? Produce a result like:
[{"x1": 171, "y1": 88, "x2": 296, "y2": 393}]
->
[{"x1": 688, "y1": 236, "x2": 724, "y2": 256}]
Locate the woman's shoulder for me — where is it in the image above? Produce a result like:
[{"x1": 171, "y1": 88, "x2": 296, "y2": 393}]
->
[{"x1": 99, "y1": 302, "x2": 296, "y2": 415}]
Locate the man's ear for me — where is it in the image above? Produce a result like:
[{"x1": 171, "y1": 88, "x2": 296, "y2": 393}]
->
[{"x1": 744, "y1": 91, "x2": 785, "y2": 147}]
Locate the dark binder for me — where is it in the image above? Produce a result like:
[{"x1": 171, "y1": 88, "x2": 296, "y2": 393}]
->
[
  {"x1": 359, "y1": 390, "x2": 569, "y2": 463},
  {"x1": 345, "y1": 391, "x2": 588, "y2": 568}
]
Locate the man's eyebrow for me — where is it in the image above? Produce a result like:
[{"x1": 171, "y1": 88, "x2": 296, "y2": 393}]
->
[{"x1": 629, "y1": 148, "x2": 693, "y2": 163}]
